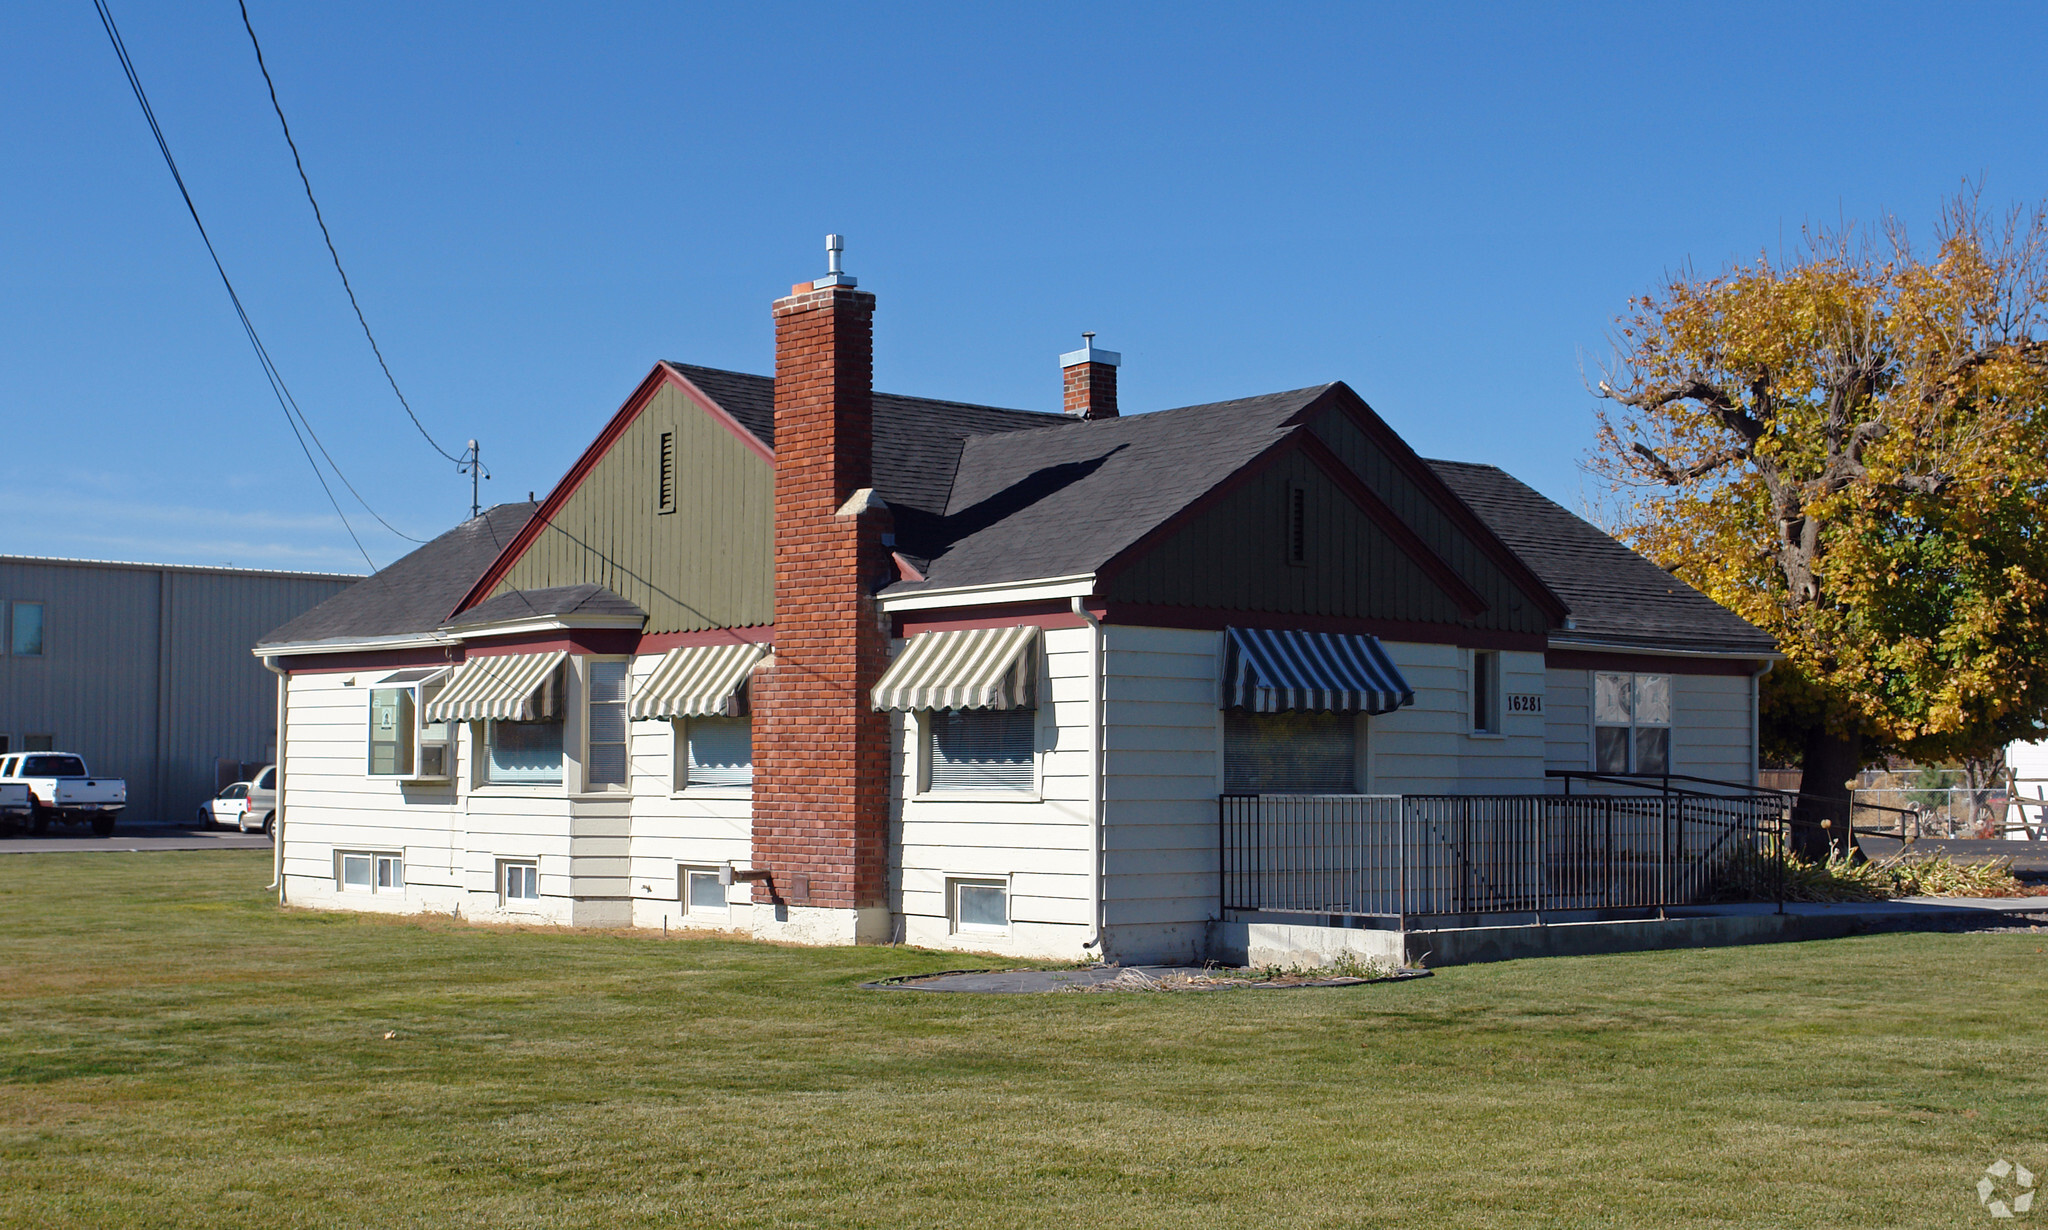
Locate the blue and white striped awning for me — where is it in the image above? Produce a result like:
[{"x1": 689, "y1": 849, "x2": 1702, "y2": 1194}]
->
[
  {"x1": 1221, "y1": 627, "x2": 1413, "y2": 715},
  {"x1": 871, "y1": 625, "x2": 1039, "y2": 711}
]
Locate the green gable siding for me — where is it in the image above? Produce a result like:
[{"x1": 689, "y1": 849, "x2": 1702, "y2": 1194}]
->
[
  {"x1": 1305, "y1": 406, "x2": 1551, "y2": 635},
  {"x1": 1105, "y1": 426, "x2": 1551, "y2": 636},
  {"x1": 491, "y1": 382, "x2": 773, "y2": 633},
  {"x1": 1104, "y1": 450, "x2": 1473, "y2": 623}
]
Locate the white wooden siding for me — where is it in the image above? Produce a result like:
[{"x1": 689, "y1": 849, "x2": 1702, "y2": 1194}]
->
[
  {"x1": 1544, "y1": 667, "x2": 1592, "y2": 773},
  {"x1": 890, "y1": 626, "x2": 1094, "y2": 958}
]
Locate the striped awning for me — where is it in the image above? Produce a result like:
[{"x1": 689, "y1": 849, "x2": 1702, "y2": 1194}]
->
[
  {"x1": 871, "y1": 625, "x2": 1039, "y2": 711},
  {"x1": 1222, "y1": 627, "x2": 1413, "y2": 715},
  {"x1": 629, "y1": 642, "x2": 768, "y2": 720},
  {"x1": 423, "y1": 651, "x2": 566, "y2": 722}
]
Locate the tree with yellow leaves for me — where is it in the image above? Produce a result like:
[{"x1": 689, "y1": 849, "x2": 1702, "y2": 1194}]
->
[{"x1": 1594, "y1": 192, "x2": 2048, "y2": 855}]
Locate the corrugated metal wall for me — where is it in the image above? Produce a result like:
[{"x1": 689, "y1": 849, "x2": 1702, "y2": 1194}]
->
[
  {"x1": 0, "y1": 559, "x2": 356, "y2": 821},
  {"x1": 491, "y1": 382, "x2": 774, "y2": 632}
]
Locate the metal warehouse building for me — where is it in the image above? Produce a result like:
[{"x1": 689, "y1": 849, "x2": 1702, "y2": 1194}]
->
[{"x1": 0, "y1": 557, "x2": 358, "y2": 823}]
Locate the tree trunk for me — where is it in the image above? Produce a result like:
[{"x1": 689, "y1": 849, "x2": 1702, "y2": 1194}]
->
[{"x1": 1792, "y1": 727, "x2": 1864, "y2": 860}]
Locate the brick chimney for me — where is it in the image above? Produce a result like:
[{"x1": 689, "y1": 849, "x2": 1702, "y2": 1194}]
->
[
  {"x1": 751, "y1": 236, "x2": 893, "y2": 941},
  {"x1": 1061, "y1": 333, "x2": 1121, "y2": 419}
]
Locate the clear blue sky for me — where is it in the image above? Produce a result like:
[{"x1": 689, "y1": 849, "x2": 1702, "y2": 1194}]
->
[{"x1": 6, "y1": 2, "x2": 2045, "y2": 573}]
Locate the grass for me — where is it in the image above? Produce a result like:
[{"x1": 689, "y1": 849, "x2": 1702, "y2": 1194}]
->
[{"x1": 2, "y1": 852, "x2": 2044, "y2": 1229}]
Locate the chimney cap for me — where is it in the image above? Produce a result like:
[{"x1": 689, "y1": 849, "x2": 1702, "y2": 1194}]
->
[
  {"x1": 1060, "y1": 332, "x2": 1121, "y2": 369},
  {"x1": 815, "y1": 233, "x2": 857, "y2": 288}
]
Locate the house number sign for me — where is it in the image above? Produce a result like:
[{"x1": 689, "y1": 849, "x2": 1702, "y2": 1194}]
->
[{"x1": 1505, "y1": 693, "x2": 1543, "y2": 715}]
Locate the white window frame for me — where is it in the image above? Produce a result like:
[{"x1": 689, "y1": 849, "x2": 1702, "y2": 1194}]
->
[
  {"x1": 672, "y1": 716, "x2": 754, "y2": 794},
  {"x1": 337, "y1": 849, "x2": 404, "y2": 894},
  {"x1": 1469, "y1": 650, "x2": 1502, "y2": 736},
  {"x1": 916, "y1": 707, "x2": 1042, "y2": 799},
  {"x1": 582, "y1": 656, "x2": 630, "y2": 792},
  {"x1": 498, "y1": 859, "x2": 541, "y2": 906},
  {"x1": 677, "y1": 864, "x2": 730, "y2": 917},
  {"x1": 948, "y1": 875, "x2": 1012, "y2": 937},
  {"x1": 366, "y1": 672, "x2": 452, "y2": 781},
  {"x1": 1592, "y1": 671, "x2": 1673, "y2": 775}
]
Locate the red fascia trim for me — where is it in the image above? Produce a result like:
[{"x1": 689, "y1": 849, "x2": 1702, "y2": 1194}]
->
[
  {"x1": 638, "y1": 625, "x2": 775, "y2": 653},
  {"x1": 1545, "y1": 648, "x2": 1763, "y2": 678},
  {"x1": 893, "y1": 601, "x2": 1097, "y2": 637},
  {"x1": 1303, "y1": 385, "x2": 1573, "y2": 625},
  {"x1": 449, "y1": 363, "x2": 775, "y2": 621},
  {"x1": 1098, "y1": 602, "x2": 1548, "y2": 652},
  {"x1": 1296, "y1": 432, "x2": 1488, "y2": 618},
  {"x1": 464, "y1": 629, "x2": 642, "y2": 657}
]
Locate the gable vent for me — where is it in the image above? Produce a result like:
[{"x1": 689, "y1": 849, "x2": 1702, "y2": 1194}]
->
[
  {"x1": 657, "y1": 431, "x2": 677, "y2": 514},
  {"x1": 1287, "y1": 483, "x2": 1307, "y2": 565}
]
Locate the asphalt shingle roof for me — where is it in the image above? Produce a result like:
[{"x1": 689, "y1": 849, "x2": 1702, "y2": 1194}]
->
[
  {"x1": 1427, "y1": 460, "x2": 1776, "y2": 655},
  {"x1": 444, "y1": 583, "x2": 646, "y2": 629},
  {"x1": 886, "y1": 386, "x2": 1330, "y2": 592},
  {"x1": 256, "y1": 503, "x2": 537, "y2": 647}
]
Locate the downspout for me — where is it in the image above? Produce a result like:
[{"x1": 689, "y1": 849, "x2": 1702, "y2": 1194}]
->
[
  {"x1": 1750, "y1": 658, "x2": 1774, "y2": 788},
  {"x1": 1071, "y1": 597, "x2": 1105, "y2": 955},
  {"x1": 261, "y1": 655, "x2": 287, "y2": 899}
]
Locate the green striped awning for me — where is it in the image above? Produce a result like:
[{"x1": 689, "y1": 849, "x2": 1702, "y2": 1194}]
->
[
  {"x1": 871, "y1": 625, "x2": 1039, "y2": 712},
  {"x1": 629, "y1": 642, "x2": 768, "y2": 720},
  {"x1": 423, "y1": 651, "x2": 566, "y2": 722}
]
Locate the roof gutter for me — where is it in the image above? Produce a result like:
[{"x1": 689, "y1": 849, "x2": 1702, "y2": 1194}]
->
[
  {"x1": 1546, "y1": 636, "x2": 1783, "y2": 662},
  {"x1": 251, "y1": 632, "x2": 459, "y2": 660},
  {"x1": 878, "y1": 574, "x2": 1098, "y2": 613}
]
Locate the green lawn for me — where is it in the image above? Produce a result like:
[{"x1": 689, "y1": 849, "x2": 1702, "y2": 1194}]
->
[{"x1": 1, "y1": 852, "x2": 2042, "y2": 1229}]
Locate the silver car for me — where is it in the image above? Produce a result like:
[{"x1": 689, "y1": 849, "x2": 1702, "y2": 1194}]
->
[{"x1": 238, "y1": 765, "x2": 277, "y2": 834}]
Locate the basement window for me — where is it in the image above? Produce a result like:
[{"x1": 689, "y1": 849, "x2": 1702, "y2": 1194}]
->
[
  {"x1": 657, "y1": 431, "x2": 677, "y2": 514},
  {"x1": 925, "y1": 708, "x2": 1035, "y2": 793},
  {"x1": 1594, "y1": 672, "x2": 1671, "y2": 775},
  {"x1": 949, "y1": 877, "x2": 1010, "y2": 935},
  {"x1": 679, "y1": 865, "x2": 728, "y2": 916},
  {"x1": 500, "y1": 860, "x2": 540, "y2": 904},
  {"x1": 338, "y1": 851, "x2": 404, "y2": 893}
]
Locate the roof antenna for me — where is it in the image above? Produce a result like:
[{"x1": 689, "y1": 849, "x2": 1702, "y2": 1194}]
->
[
  {"x1": 818, "y1": 233, "x2": 857, "y2": 288},
  {"x1": 457, "y1": 439, "x2": 489, "y2": 519}
]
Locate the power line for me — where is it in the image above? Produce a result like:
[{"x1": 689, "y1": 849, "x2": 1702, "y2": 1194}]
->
[
  {"x1": 90, "y1": 0, "x2": 423, "y2": 569},
  {"x1": 237, "y1": 0, "x2": 468, "y2": 467}
]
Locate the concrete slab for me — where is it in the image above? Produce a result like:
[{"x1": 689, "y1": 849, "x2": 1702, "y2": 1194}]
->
[
  {"x1": 1217, "y1": 898, "x2": 2048, "y2": 969},
  {"x1": 0, "y1": 825, "x2": 271, "y2": 855}
]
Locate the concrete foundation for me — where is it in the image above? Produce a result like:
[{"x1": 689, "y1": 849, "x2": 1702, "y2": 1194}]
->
[{"x1": 1215, "y1": 898, "x2": 2048, "y2": 969}]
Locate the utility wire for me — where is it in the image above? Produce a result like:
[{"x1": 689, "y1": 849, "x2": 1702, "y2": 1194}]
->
[
  {"x1": 237, "y1": 0, "x2": 467, "y2": 467},
  {"x1": 91, "y1": 0, "x2": 422, "y2": 567}
]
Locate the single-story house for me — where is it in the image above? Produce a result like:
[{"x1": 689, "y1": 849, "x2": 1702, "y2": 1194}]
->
[{"x1": 255, "y1": 244, "x2": 1777, "y2": 963}]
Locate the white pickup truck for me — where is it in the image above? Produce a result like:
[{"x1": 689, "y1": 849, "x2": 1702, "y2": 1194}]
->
[
  {"x1": 0, "y1": 780, "x2": 27, "y2": 832},
  {"x1": 0, "y1": 753, "x2": 126, "y2": 836}
]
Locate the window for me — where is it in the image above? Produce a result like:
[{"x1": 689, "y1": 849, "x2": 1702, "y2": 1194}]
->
[
  {"x1": 950, "y1": 877, "x2": 1009, "y2": 934},
  {"x1": 24, "y1": 736, "x2": 55, "y2": 753},
  {"x1": 679, "y1": 716, "x2": 753, "y2": 790},
  {"x1": 1594, "y1": 672, "x2": 1671, "y2": 774},
  {"x1": 679, "y1": 865, "x2": 728, "y2": 915},
  {"x1": 22, "y1": 754, "x2": 86, "y2": 777},
  {"x1": 366, "y1": 671, "x2": 452, "y2": 779},
  {"x1": 338, "y1": 851, "x2": 403, "y2": 893},
  {"x1": 500, "y1": 860, "x2": 539, "y2": 903},
  {"x1": 1471, "y1": 651, "x2": 1500, "y2": 734},
  {"x1": 484, "y1": 720, "x2": 564, "y2": 785},
  {"x1": 657, "y1": 431, "x2": 677, "y2": 514},
  {"x1": 586, "y1": 660, "x2": 629, "y2": 788},
  {"x1": 1225, "y1": 710, "x2": 1356, "y2": 793},
  {"x1": 926, "y1": 708, "x2": 1035, "y2": 792},
  {"x1": 1286, "y1": 484, "x2": 1308, "y2": 566},
  {"x1": 0, "y1": 736, "x2": 9, "y2": 756},
  {"x1": 10, "y1": 602, "x2": 43, "y2": 656}
]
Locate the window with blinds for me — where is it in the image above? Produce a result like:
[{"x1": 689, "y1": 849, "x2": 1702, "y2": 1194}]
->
[
  {"x1": 683, "y1": 716, "x2": 753, "y2": 789},
  {"x1": 1224, "y1": 709, "x2": 1356, "y2": 793},
  {"x1": 926, "y1": 708, "x2": 1036, "y2": 792},
  {"x1": 585, "y1": 660, "x2": 629, "y2": 787}
]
